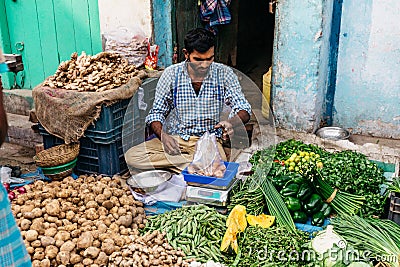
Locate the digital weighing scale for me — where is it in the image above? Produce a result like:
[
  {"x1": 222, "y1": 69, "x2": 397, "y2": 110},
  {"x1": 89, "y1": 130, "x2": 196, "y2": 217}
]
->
[
  {"x1": 183, "y1": 162, "x2": 240, "y2": 207},
  {"x1": 185, "y1": 177, "x2": 239, "y2": 207}
]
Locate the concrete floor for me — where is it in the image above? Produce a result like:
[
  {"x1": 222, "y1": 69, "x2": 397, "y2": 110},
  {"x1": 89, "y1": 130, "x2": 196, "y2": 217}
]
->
[{"x1": 0, "y1": 142, "x2": 36, "y2": 173}]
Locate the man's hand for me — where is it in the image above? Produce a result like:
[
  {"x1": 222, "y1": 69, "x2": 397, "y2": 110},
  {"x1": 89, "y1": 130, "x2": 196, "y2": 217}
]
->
[
  {"x1": 215, "y1": 121, "x2": 234, "y2": 141},
  {"x1": 161, "y1": 132, "x2": 180, "y2": 155}
]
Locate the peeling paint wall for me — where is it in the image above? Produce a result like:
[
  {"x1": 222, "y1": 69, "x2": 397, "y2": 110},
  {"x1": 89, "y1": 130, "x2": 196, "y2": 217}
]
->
[
  {"x1": 333, "y1": 0, "x2": 400, "y2": 138},
  {"x1": 98, "y1": 0, "x2": 172, "y2": 68},
  {"x1": 152, "y1": 0, "x2": 174, "y2": 67},
  {"x1": 271, "y1": 0, "x2": 334, "y2": 133}
]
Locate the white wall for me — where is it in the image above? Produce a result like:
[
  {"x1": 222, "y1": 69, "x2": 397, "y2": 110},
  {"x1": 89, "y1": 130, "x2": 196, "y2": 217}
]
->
[{"x1": 98, "y1": 0, "x2": 152, "y2": 38}]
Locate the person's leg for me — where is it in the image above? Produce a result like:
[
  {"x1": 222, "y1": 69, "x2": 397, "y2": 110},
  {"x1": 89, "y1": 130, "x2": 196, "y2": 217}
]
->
[
  {"x1": 125, "y1": 136, "x2": 196, "y2": 173},
  {"x1": 125, "y1": 135, "x2": 228, "y2": 174},
  {"x1": 216, "y1": 140, "x2": 227, "y2": 161}
]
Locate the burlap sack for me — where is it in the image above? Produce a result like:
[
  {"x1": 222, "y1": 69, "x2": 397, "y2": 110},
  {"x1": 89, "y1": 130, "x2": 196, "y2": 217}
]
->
[{"x1": 33, "y1": 70, "x2": 148, "y2": 144}]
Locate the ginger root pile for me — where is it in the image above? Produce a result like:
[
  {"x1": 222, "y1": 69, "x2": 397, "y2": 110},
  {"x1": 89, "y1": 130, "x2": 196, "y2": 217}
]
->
[
  {"x1": 109, "y1": 230, "x2": 191, "y2": 267},
  {"x1": 42, "y1": 51, "x2": 138, "y2": 92}
]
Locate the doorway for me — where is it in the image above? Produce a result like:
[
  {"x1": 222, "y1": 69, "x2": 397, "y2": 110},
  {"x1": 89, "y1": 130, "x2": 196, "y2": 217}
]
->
[
  {"x1": 171, "y1": 0, "x2": 275, "y2": 89},
  {"x1": 236, "y1": 0, "x2": 275, "y2": 89}
]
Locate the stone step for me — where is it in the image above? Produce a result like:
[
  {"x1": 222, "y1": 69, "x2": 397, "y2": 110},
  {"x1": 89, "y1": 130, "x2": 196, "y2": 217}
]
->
[
  {"x1": 6, "y1": 113, "x2": 42, "y2": 149},
  {"x1": 3, "y1": 89, "x2": 34, "y2": 116}
]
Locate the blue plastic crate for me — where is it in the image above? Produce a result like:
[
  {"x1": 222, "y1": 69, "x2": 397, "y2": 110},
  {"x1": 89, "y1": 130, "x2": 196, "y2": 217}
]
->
[
  {"x1": 182, "y1": 161, "x2": 239, "y2": 187},
  {"x1": 85, "y1": 95, "x2": 143, "y2": 142},
  {"x1": 76, "y1": 137, "x2": 127, "y2": 175},
  {"x1": 38, "y1": 125, "x2": 129, "y2": 175},
  {"x1": 86, "y1": 98, "x2": 130, "y2": 134},
  {"x1": 38, "y1": 125, "x2": 64, "y2": 149}
]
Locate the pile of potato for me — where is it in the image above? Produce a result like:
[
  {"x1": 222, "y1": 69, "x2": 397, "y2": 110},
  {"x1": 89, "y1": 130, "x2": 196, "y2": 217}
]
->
[
  {"x1": 42, "y1": 51, "x2": 138, "y2": 92},
  {"x1": 11, "y1": 174, "x2": 150, "y2": 266}
]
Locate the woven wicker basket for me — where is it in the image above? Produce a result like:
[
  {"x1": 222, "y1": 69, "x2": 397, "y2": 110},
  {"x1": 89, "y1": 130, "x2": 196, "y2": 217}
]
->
[
  {"x1": 44, "y1": 167, "x2": 75, "y2": 181},
  {"x1": 34, "y1": 143, "x2": 80, "y2": 168}
]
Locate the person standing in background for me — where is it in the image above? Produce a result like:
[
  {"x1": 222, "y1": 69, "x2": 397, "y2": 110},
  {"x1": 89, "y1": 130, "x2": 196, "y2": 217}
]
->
[{"x1": 0, "y1": 48, "x2": 32, "y2": 267}]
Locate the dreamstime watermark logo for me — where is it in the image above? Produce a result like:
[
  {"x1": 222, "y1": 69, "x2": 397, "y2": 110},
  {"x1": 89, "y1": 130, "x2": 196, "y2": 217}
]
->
[{"x1": 250, "y1": 240, "x2": 398, "y2": 264}]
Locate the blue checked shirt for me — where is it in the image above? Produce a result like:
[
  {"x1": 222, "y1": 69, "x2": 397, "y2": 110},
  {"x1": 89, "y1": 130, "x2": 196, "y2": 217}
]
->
[
  {"x1": 146, "y1": 61, "x2": 252, "y2": 141},
  {"x1": 0, "y1": 185, "x2": 32, "y2": 267}
]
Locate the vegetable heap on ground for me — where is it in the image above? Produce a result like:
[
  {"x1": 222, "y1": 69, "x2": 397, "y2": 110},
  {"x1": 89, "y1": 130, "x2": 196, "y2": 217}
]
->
[
  {"x1": 143, "y1": 205, "x2": 228, "y2": 263},
  {"x1": 9, "y1": 174, "x2": 193, "y2": 267},
  {"x1": 320, "y1": 151, "x2": 387, "y2": 217},
  {"x1": 331, "y1": 215, "x2": 400, "y2": 267},
  {"x1": 227, "y1": 226, "x2": 310, "y2": 267},
  {"x1": 234, "y1": 139, "x2": 387, "y2": 219}
]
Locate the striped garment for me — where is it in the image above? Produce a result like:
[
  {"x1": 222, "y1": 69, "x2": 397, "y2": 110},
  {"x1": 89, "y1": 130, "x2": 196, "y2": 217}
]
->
[
  {"x1": 0, "y1": 185, "x2": 32, "y2": 267},
  {"x1": 146, "y1": 61, "x2": 251, "y2": 141}
]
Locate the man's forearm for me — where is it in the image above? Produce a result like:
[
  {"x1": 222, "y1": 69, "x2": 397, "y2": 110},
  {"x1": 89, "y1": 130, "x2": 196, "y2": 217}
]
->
[
  {"x1": 150, "y1": 121, "x2": 163, "y2": 139},
  {"x1": 229, "y1": 110, "x2": 250, "y2": 127}
]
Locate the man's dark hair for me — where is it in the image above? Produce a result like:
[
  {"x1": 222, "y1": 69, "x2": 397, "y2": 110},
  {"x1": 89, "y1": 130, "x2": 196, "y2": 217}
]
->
[{"x1": 184, "y1": 28, "x2": 216, "y2": 54}]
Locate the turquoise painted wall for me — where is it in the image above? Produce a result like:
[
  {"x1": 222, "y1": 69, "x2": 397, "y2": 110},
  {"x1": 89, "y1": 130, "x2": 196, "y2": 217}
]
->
[
  {"x1": 271, "y1": 0, "x2": 334, "y2": 133},
  {"x1": 152, "y1": 0, "x2": 173, "y2": 68},
  {"x1": 333, "y1": 0, "x2": 400, "y2": 138},
  {"x1": 0, "y1": 0, "x2": 102, "y2": 89}
]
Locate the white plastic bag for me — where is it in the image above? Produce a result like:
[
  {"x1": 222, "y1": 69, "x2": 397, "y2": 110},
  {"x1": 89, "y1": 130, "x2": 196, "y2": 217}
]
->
[
  {"x1": 187, "y1": 132, "x2": 226, "y2": 177},
  {"x1": 1, "y1": 166, "x2": 12, "y2": 183},
  {"x1": 103, "y1": 26, "x2": 148, "y2": 67}
]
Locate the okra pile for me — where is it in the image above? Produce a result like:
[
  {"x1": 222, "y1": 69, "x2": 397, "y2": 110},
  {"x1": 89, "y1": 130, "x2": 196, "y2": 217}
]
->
[{"x1": 143, "y1": 205, "x2": 228, "y2": 263}]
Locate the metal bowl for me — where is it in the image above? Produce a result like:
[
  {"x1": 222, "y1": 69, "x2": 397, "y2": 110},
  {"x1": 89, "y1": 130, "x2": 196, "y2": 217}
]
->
[
  {"x1": 315, "y1": 126, "x2": 350, "y2": 140},
  {"x1": 126, "y1": 170, "x2": 172, "y2": 194}
]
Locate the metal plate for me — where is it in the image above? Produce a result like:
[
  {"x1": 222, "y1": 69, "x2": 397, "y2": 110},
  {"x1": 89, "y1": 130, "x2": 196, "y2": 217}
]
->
[
  {"x1": 315, "y1": 127, "x2": 350, "y2": 140},
  {"x1": 126, "y1": 170, "x2": 172, "y2": 193}
]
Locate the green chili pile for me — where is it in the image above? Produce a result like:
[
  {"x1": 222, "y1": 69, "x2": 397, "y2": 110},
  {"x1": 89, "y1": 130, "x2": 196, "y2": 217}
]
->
[
  {"x1": 227, "y1": 226, "x2": 310, "y2": 267},
  {"x1": 228, "y1": 179, "x2": 266, "y2": 216}
]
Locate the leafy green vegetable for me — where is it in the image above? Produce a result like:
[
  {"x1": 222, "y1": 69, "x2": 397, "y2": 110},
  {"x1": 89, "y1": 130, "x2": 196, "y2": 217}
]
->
[
  {"x1": 248, "y1": 140, "x2": 387, "y2": 218},
  {"x1": 319, "y1": 151, "x2": 386, "y2": 217},
  {"x1": 227, "y1": 226, "x2": 310, "y2": 267},
  {"x1": 386, "y1": 177, "x2": 400, "y2": 195}
]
